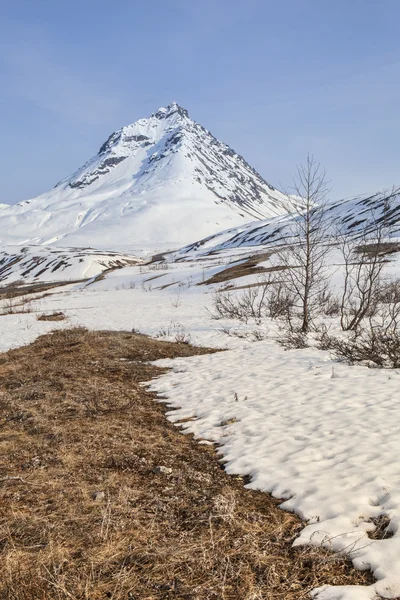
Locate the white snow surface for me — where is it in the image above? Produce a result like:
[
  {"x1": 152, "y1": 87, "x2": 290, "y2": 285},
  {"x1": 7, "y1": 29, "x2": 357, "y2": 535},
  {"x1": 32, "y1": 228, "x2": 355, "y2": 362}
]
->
[
  {"x1": 0, "y1": 246, "x2": 141, "y2": 286},
  {"x1": 0, "y1": 102, "x2": 287, "y2": 250},
  {"x1": 2, "y1": 254, "x2": 400, "y2": 599},
  {"x1": 172, "y1": 188, "x2": 400, "y2": 260}
]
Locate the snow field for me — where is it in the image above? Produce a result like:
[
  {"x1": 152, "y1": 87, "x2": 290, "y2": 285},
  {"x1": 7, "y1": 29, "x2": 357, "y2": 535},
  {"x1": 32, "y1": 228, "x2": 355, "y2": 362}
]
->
[{"x1": 1, "y1": 259, "x2": 400, "y2": 598}]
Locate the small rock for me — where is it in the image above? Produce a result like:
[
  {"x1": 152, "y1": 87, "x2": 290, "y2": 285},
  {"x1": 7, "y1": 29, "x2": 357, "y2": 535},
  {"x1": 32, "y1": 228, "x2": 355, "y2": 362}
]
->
[
  {"x1": 153, "y1": 466, "x2": 172, "y2": 475},
  {"x1": 92, "y1": 491, "x2": 105, "y2": 501}
]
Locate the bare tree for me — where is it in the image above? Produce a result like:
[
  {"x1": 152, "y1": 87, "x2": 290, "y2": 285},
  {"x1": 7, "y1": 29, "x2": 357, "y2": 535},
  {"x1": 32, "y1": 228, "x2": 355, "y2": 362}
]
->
[
  {"x1": 276, "y1": 155, "x2": 331, "y2": 333},
  {"x1": 338, "y1": 190, "x2": 398, "y2": 331}
]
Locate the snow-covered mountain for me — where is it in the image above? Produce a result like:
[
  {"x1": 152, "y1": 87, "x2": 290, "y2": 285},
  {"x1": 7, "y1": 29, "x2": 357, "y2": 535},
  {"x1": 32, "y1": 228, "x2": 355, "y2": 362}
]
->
[
  {"x1": 0, "y1": 246, "x2": 140, "y2": 287},
  {"x1": 172, "y1": 188, "x2": 400, "y2": 260},
  {"x1": 0, "y1": 102, "x2": 288, "y2": 251}
]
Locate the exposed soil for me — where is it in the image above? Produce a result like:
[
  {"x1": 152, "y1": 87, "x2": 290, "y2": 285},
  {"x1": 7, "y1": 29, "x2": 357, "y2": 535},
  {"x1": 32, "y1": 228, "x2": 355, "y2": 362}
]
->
[
  {"x1": 0, "y1": 281, "x2": 83, "y2": 298},
  {"x1": 0, "y1": 328, "x2": 373, "y2": 599},
  {"x1": 200, "y1": 253, "x2": 279, "y2": 286},
  {"x1": 355, "y1": 241, "x2": 400, "y2": 258}
]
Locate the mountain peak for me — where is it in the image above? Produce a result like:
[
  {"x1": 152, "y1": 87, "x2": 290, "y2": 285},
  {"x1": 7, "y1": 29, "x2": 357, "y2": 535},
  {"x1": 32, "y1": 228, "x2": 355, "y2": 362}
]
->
[
  {"x1": 98, "y1": 103, "x2": 190, "y2": 156},
  {"x1": 152, "y1": 101, "x2": 189, "y2": 120},
  {"x1": 4, "y1": 103, "x2": 289, "y2": 250}
]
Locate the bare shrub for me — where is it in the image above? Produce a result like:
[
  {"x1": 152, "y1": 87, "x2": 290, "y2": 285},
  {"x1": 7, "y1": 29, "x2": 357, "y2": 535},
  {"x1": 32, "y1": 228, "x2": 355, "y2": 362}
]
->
[
  {"x1": 220, "y1": 327, "x2": 268, "y2": 342},
  {"x1": 210, "y1": 273, "x2": 295, "y2": 325},
  {"x1": 174, "y1": 329, "x2": 191, "y2": 344},
  {"x1": 209, "y1": 287, "x2": 268, "y2": 324},
  {"x1": 171, "y1": 290, "x2": 182, "y2": 308},
  {"x1": 210, "y1": 291, "x2": 246, "y2": 322},
  {"x1": 251, "y1": 329, "x2": 268, "y2": 341},
  {"x1": 317, "y1": 289, "x2": 340, "y2": 317},
  {"x1": 338, "y1": 199, "x2": 396, "y2": 331},
  {"x1": 156, "y1": 321, "x2": 191, "y2": 344},
  {"x1": 317, "y1": 280, "x2": 400, "y2": 368},
  {"x1": 0, "y1": 294, "x2": 34, "y2": 316},
  {"x1": 318, "y1": 328, "x2": 400, "y2": 368},
  {"x1": 147, "y1": 261, "x2": 169, "y2": 271},
  {"x1": 376, "y1": 279, "x2": 400, "y2": 328},
  {"x1": 314, "y1": 323, "x2": 333, "y2": 351},
  {"x1": 277, "y1": 329, "x2": 309, "y2": 350},
  {"x1": 1, "y1": 296, "x2": 16, "y2": 315},
  {"x1": 266, "y1": 281, "x2": 296, "y2": 320},
  {"x1": 141, "y1": 281, "x2": 153, "y2": 292}
]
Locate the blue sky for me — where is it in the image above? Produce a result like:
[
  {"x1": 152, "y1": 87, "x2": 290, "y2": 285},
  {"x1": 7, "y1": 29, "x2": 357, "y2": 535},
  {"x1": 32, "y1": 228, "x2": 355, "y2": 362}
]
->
[{"x1": 1, "y1": 0, "x2": 399, "y2": 204}]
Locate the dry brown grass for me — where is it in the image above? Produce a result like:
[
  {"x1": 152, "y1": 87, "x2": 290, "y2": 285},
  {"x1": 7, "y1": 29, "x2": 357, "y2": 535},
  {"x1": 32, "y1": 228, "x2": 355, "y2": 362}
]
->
[
  {"x1": 37, "y1": 311, "x2": 66, "y2": 322},
  {"x1": 200, "y1": 254, "x2": 275, "y2": 286},
  {"x1": 0, "y1": 328, "x2": 373, "y2": 599},
  {"x1": 0, "y1": 282, "x2": 72, "y2": 298}
]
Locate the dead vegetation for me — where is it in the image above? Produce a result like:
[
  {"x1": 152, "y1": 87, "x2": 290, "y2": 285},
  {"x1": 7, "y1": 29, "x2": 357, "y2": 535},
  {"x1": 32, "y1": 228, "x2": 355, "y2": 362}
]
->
[
  {"x1": 200, "y1": 253, "x2": 275, "y2": 286},
  {"x1": 37, "y1": 311, "x2": 66, "y2": 322},
  {"x1": 0, "y1": 290, "x2": 55, "y2": 316},
  {"x1": 0, "y1": 328, "x2": 373, "y2": 599},
  {"x1": 367, "y1": 515, "x2": 393, "y2": 540},
  {"x1": 209, "y1": 274, "x2": 294, "y2": 325},
  {"x1": 0, "y1": 281, "x2": 75, "y2": 298},
  {"x1": 0, "y1": 294, "x2": 34, "y2": 315}
]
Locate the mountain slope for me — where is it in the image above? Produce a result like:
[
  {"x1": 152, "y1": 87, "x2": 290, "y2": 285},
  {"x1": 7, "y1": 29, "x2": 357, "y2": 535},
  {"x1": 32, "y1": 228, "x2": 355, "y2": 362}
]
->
[
  {"x1": 171, "y1": 188, "x2": 400, "y2": 260},
  {"x1": 0, "y1": 246, "x2": 140, "y2": 287},
  {"x1": 0, "y1": 102, "x2": 288, "y2": 251}
]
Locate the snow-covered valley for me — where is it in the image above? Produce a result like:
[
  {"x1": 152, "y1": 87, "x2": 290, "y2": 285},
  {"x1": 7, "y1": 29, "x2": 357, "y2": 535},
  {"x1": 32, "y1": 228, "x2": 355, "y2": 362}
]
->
[
  {"x1": 2, "y1": 101, "x2": 400, "y2": 600},
  {"x1": 2, "y1": 247, "x2": 400, "y2": 600}
]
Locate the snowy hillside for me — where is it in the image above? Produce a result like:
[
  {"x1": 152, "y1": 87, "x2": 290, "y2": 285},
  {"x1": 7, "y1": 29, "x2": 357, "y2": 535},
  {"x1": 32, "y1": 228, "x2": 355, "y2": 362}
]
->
[
  {"x1": 172, "y1": 188, "x2": 400, "y2": 260},
  {"x1": 0, "y1": 246, "x2": 140, "y2": 287},
  {"x1": 0, "y1": 102, "x2": 288, "y2": 251},
  {"x1": 3, "y1": 250, "x2": 400, "y2": 599}
]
